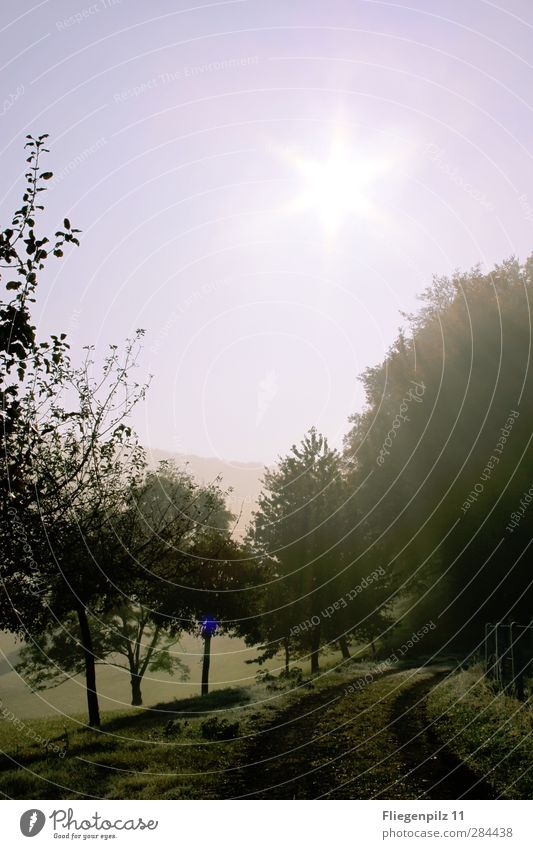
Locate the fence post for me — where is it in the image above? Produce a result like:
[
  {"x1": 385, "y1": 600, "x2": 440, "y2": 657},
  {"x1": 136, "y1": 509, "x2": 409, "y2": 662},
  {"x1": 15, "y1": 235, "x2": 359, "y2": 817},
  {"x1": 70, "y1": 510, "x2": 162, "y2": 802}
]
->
[
  {"x1": 484, "y1": 623, "x2": 490, "y2": 676},
  {"x1": 511, "y1": 622, "x2": 525, "y2": 701},
  {"x1": 484, "y1": 621, "x2": 531, "y2": 698}
]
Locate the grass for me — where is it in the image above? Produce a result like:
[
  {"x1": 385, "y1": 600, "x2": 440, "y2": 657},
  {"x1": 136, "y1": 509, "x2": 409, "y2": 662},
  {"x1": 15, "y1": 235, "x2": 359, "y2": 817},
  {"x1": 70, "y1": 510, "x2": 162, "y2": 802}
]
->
[
  {"x1": 221, "y1": 660, "x2": 433, "y2": 798},
  {"x1": 0, "y1": 687, "x2": 255, "y2": 799},
  {"x1": 310, "y1": 667, "x2": 435, "y2": 799},
  {"x1": 427, "y1": 666, "x2": 533, "y2": 799},
  {"x1": 1, "y1": 656, "x2": 474, "y2": 800},
  {"x1": 0, "y1": 654, "x2": 391, "y2": 800}
]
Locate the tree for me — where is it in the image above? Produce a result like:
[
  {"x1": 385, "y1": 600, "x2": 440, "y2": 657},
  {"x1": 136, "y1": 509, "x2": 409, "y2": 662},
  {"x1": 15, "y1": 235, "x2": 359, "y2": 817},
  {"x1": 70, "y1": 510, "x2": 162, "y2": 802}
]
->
[
  {"x1": 15, "y1": 604, "x2": 189, "y2": 707},
  {"x1": 107, "y1": 605, "x2": 188, "y2": 706},
  {"x1": 248, "y1": 428, "x2": 347, "y2": 673},
  {"x1": 1, "y1": 138, "x2": 149, "y2": 726},
  {"x1": 1, "y1": 135, "x2": 80, "y2": 635},
  {"x1": 12, "y1": 458, "x2": 250, "y2": 711},
  {"x1": 10, "y1": 338, "x2": 148, "y2": 726},
  {"x1": 343, "y1": 258, "x2": 533, "y2": 653},
  {"x1": 128, "y1": 464, "x2": 261, "y2": 694},
  {"x1": 109, "y1": 461, "x2": 229, "y2": 695},
  {"x1": 189, "y1": 534, "x2": 263, "y2": 695}
]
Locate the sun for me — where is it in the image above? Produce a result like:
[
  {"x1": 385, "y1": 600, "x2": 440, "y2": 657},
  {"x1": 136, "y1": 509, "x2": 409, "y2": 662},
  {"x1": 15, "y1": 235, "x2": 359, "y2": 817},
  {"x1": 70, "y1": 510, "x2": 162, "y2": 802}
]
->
[{"x1": 285, "y1": 136, "x2": 389, "y2": 237}]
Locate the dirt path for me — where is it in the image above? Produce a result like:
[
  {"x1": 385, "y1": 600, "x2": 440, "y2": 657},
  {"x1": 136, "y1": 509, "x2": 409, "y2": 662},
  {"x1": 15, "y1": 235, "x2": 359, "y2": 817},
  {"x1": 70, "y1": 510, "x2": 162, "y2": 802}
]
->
[
  {"x1": 223, "y1": 667, "x2": 495, "y2": 800},
  {"x1": 225, "y1": 677, "x2": 363, "y2": 799},
  {"x1": 382, "y1": 671, "x2": 496, "y2": 800}
]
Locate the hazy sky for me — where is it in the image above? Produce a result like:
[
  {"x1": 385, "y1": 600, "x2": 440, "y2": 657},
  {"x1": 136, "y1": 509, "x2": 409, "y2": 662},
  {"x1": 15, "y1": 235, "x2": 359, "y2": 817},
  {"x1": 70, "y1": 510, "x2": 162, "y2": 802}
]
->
[{"x1": 2, "y1": 0, "x2": 533, "y2": 463}]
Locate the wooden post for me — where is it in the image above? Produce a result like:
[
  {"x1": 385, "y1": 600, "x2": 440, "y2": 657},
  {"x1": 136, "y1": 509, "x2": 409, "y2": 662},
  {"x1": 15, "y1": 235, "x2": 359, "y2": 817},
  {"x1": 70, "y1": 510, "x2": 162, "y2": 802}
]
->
[
  {"x1": 201, "y1": 632, "x2": 212, "y2": 696},
  {"x1": 511, "y1": 623, "x2": 525, "y2": 701}
]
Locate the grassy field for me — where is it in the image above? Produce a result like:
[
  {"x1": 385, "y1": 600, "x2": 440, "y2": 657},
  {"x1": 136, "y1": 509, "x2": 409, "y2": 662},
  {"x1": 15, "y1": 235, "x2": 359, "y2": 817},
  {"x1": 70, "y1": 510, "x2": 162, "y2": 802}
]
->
[
  {"x1": 0, "y1": 686, "x2": 257, "y2": 799},
  {"x1": 2, "y1": 659, "x2": 530, "y2": 800},
  {"x1": 427, "y1": 667, "x2": 533, "y2": 799},
  {"x1": 0, "y1": 631, "x2": 264, "y2": 720},
  {"x1": 0, "y1": 655, "x2": 362, "y2": 799}
]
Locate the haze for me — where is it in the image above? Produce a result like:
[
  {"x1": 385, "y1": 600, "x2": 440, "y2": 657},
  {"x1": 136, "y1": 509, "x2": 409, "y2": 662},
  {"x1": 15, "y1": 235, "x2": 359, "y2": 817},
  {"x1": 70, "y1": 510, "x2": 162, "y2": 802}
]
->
[{"x1": 2, "y1": 0, "x2": 532, "y2": 463}]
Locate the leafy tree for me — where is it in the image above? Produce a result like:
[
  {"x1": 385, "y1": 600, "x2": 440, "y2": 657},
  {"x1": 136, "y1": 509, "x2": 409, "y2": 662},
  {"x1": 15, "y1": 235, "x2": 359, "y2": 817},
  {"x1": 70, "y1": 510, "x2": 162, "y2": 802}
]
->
[
  {"x1": 9, "y1": 338, "x2": 148, "y2": 725},
  {"x1": 248, "y1": 428, "x2": 346, "y2": 673},
  {"x1": 1, "y1": 138, "x2": 149, "y2": 726},
  {"x1": 1, "y1": 135, "x2": 80, "y2": 634},
  {"x1": 344, "y1": 258, "x2": 533, "y2": 653},
  {"x1": 15, "y1": 604, "x2": 189, "y2": 706},
  {"x1": 188, "y1": 534, "x2": 262, "y2": 695},
  {"x1": 129, "y1": 464, "x2": 262, "y2": 694},
  {"x1": 107, "y1": 461, "x2": 252, "y2": 693}
]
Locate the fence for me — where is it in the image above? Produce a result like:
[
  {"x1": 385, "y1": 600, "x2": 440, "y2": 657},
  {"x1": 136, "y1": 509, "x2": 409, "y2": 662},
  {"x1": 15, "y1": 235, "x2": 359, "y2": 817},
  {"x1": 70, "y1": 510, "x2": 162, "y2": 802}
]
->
[{"x1": 484, "y1": 622, "x2": 533, "y2": 700}]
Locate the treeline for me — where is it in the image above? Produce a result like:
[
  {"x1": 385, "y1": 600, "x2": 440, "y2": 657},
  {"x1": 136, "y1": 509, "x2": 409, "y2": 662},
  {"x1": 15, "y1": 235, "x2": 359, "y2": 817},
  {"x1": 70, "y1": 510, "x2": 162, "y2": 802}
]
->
[
  {"x1": 1, "y1": 139, "x2": 532, "y2": 726},
  {"x1": 344, "y1": 261, "x2": 533, "y2": 652},
  {"x1": 251, "y1": 259, "x2": 533, "y2": 670}
]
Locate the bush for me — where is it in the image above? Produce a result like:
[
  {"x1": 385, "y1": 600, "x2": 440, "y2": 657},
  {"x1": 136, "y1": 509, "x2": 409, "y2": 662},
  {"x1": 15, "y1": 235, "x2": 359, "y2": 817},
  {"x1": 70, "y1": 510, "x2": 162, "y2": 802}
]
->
[{"x1": 200, "y1": 717, "x2": 240, "y2": 740}]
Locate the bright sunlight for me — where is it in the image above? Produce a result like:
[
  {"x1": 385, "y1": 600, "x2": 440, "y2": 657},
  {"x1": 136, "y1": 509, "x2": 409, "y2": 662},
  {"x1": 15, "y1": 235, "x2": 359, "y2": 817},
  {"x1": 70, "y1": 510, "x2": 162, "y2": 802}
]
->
[{"x1": 287, "y1": 135, "x2": 391, "y2": 237}]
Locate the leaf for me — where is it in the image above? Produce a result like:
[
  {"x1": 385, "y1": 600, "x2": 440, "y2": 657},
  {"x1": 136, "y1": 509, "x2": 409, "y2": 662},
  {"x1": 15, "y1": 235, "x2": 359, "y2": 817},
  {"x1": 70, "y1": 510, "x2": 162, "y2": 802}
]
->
[
  {"x1": 39, "y1": 172, "x2": 53, "y2": 180},
  {"x1": 6, "y1": 281, "x2": 21, "y2": 290},
  {"x1": 64, "y1": 218, "x2": 70, "y2": 229}
]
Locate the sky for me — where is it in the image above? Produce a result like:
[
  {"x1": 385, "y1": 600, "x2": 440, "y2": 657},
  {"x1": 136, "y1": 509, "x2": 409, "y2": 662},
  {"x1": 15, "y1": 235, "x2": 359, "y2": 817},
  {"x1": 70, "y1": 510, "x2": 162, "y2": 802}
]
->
[{"x1": 2, "y1": 0, "x2": 533, "y2": 464}]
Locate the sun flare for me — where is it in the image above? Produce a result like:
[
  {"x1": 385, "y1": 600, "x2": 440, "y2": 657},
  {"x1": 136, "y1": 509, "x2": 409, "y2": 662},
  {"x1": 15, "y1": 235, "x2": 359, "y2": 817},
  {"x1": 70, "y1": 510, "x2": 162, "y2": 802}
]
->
[{"x1": 285, "y1": 136, "x2": 390, "y2": 237}]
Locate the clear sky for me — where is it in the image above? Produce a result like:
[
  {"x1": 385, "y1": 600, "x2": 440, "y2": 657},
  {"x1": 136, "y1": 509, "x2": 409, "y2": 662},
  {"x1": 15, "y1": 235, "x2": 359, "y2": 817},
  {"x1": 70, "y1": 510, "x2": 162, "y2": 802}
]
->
[{"x1": 2, "y1": 0, "x2": 533, "y2": 463}]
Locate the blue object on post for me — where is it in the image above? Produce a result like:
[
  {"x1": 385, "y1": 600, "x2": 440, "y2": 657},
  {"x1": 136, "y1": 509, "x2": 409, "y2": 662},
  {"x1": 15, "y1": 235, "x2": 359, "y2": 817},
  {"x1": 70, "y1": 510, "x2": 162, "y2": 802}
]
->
[{"x1": 201, "y1": 616, "x2": 218, "y2": 638}]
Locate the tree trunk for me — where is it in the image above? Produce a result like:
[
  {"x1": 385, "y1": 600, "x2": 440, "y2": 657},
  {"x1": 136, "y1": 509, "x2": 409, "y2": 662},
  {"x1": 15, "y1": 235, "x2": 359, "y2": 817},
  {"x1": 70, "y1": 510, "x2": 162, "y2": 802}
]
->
[
  {"x1": 283, "y1": 636, "x2": 290, "y2": 675},
  {"x1": 76, "y1": 603, "x2": 100, "y2": 727},
  {"x1": 130, "y1": 673, "x2": 143, "y2": 706},
  {"x1": 310, "y1": 625, "x2": 320, "y2": 674},
  {"x1": 201, "y1": 633, "x2": 211, "y2": 696},
  {"x1": 338, "y1": 634, "x2": 350, "y2": 659}
]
